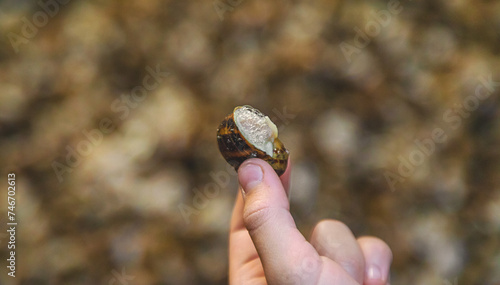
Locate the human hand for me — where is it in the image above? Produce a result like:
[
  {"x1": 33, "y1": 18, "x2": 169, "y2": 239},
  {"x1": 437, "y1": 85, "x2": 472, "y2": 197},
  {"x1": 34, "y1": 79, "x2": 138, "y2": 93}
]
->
[{"x1": 229, "y1": 158, "x2": 392, "y2": 285}]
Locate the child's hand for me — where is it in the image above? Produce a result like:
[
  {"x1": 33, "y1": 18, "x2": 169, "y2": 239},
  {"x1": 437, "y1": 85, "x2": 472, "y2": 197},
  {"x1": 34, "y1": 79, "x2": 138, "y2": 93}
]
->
[{"x1": 229, "y1": 158, "x2": 392, "y2": 285}]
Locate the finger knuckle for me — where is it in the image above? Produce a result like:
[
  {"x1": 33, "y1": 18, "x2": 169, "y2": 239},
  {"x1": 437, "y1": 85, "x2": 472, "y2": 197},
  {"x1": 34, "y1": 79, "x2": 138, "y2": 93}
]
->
[{"x1": 243, "y1": 200, "x2": 273, "y2": 233}]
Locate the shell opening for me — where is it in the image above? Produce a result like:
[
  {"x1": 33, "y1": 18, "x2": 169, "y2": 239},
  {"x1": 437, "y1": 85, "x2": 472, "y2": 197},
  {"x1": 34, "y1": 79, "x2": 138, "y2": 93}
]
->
[{"x1": 234, "y1": 106, "x2": 278, "y2": 157}]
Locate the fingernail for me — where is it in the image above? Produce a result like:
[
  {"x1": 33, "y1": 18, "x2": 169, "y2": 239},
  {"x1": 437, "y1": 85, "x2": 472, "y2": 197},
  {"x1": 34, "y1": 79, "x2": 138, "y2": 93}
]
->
[
  {"x1": 238, "y1": 163, "x2": 263, "y2": 194},
  {"x1": 367, "y1": 265, "x2": 382, "y2": 280},
  {"x1": 366, "y1": 263, "x2": 389, "y2": 283}
]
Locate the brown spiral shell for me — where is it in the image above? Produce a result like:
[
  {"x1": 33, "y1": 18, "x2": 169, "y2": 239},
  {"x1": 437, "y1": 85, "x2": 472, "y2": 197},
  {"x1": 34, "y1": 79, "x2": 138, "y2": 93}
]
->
[{"x1": 216, "y1": 105, "x2": 289, "y2": 176}]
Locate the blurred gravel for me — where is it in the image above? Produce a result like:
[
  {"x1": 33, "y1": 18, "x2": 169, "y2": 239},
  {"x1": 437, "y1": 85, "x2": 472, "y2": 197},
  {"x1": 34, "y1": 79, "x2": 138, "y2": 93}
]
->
[{"x1": 0, "y1": 0, "x2": 499, "y2": 284}]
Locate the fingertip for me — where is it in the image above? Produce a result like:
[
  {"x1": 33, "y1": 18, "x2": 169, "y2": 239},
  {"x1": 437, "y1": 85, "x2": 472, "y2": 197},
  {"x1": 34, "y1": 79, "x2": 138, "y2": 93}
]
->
[
  {"x1": 238, "y1": 158, "x2": 286, "y2": 196},
  {"x1": 310, "y1": 220, "x2": 365, "y2": 283},
  {"x1": 357, "y1": 236, "x2": 392, "y2": 285},
  {"x1": 238, "y1": 161, "x2": 264, "y2": 194},
  {"x1": 238, "y1": 160, "x2": 290, "y2": 221}
]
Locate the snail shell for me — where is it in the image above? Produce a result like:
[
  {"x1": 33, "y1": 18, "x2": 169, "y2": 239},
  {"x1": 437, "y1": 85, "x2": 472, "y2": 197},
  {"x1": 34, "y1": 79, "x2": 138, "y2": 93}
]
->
[{"x1": 216, "y1": 105, "x2": 289, "y2": 176}]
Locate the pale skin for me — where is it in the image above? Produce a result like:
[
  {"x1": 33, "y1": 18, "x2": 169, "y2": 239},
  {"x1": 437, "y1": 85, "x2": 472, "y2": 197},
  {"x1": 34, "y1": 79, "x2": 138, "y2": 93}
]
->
[{"x1": 229, "y1": 158, "x2": 393, "y2": 285}]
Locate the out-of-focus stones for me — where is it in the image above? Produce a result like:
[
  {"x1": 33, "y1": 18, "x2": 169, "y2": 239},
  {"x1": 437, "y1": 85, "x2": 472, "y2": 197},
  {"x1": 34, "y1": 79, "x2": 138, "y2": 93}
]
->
[
  {"x1": 0, "y1": 0, "x2": 498, "y2": 284},
  {"x1": 313, "y1": 110, "x2": 359, "y2": 164},
  {"x1": 409, "y1": 214, "x2": 465, "y2": 278},
  {"x1": 290, "y1": 160, "x2": 319, "y2": 213}
]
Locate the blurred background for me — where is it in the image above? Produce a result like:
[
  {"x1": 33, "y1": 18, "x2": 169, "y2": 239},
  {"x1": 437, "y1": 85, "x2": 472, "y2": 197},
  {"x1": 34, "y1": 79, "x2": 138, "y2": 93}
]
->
[{"x1": 0, "y1": 0, "x2": 499, "y2": 284}]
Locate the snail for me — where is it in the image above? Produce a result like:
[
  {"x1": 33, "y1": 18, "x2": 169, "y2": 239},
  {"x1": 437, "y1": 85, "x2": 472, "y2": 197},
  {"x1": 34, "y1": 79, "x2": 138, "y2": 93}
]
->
[{"x1": 216, "y1": 105, "x2": 289, "y2": 176}]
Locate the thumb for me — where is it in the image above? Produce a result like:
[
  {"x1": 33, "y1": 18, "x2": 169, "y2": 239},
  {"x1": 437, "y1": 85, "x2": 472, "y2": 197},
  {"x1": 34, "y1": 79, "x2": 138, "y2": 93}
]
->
[{"x1": 238, "y1": 158, "x2": 317, "y2": 283}]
